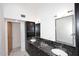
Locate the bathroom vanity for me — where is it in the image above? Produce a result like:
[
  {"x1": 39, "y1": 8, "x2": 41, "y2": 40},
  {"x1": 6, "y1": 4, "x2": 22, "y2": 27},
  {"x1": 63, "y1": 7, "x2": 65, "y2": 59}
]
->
[
  {"x1": 25, "y1": 16, "x2": 77, "y2": 56},
  {"x1": 26, "y1": 37, "x2": 77, "y2": 56},
  {"x1": 24, "y1": 4, "x2": 79, "y2": 56}
]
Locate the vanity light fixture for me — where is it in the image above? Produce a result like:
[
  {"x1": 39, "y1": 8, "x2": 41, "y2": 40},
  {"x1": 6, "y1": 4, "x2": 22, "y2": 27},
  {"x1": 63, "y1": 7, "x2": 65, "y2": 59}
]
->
[{"x1": 67, "y1": 10, "x2": 73, "y2": 13}]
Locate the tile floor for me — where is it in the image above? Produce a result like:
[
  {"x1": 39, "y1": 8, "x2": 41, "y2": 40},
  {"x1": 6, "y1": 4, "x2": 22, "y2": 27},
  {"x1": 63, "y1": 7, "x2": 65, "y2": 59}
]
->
[{"x1": 9, "y1": 47, "x2": 29, "y2": 56}]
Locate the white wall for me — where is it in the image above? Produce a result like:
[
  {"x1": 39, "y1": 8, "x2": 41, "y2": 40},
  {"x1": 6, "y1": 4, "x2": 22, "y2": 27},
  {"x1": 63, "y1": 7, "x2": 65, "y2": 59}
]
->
[
  {"x1": 0, "y1": 4, "x2": 4, "y2": 56},
  {"x1": 1, "y1": 3, "x2": 36, "y2": 53},
  {"x1": 0, "y1": 4, "x2": 3, "y2": 55},
  {"x1": 2, "y1": 3, "x2": 39, "y2": 23},
  {"x1": 0, "y1": 20, "x2": 3, "y2": 55},
  {"x1": 0, "y1": 3, "x2": 74, "y2": 55},
  {"x1": 37, "y1": 3, "x2": 74, "y2": 41},
  {"x1": 0, "y1": 4, "x2": 3, "y2": 18},
  {"x1": 12, "y1": 22, "x2": 21, "y2": 49},
  {"x1": 20, "y1": 21, "x2": 25, "y2": 51},
  {"x1": 2, "y1": 4, "x2": 40, "y2": 52},
  {"x1": 0, "y1": 20, "x2": 6, "y2": 56},
  {"x1": 4, "y1": 20, "x2": 8, "y2": 56}
]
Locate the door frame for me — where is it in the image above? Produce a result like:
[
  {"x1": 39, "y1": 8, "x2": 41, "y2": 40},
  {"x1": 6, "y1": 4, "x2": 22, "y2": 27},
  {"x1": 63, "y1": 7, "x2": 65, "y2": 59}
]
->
[
  {"x1": 55, "y1": 15, "x2": 75, "y2": 47},
  {"x1": 4, "y1": 18, "x2": 26, "y2": 56},
  {"x1": 7, "y1": 22, "x2": 12, "y2": 55},
  {"x1": 6, "y1": 18, "x2": 21, "y2": 55}
]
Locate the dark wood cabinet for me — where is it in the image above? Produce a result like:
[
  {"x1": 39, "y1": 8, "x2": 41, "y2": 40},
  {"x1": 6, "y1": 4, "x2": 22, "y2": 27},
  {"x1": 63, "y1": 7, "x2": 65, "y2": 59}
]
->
[
  {"x1": 75, "y1": 3, "x2": 79, "y2": 56},
  {"x1": 25, "y1": 21, "x2": 40, "y2": 38},
  {"x1": 26, "y1": 43, "x2": 49, "y2": 56},
  {"x1": 25, "y1": 21, "x2": 46, "y2": 56},
  {"x1": 35, "y1": 23, "x2": 40, "y2": 38},
  {"x1": 25, "y1": 21, "x2": 40, "y2": 52},
  {"x1": 25, "y1": 21, "x2": 35, "y2": 38}
]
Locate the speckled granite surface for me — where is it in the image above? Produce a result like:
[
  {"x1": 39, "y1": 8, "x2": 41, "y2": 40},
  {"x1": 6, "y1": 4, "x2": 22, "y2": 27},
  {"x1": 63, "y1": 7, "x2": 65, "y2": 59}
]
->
[{"x1": 26, "y1": 37, "x2": 77, "y2": 56}]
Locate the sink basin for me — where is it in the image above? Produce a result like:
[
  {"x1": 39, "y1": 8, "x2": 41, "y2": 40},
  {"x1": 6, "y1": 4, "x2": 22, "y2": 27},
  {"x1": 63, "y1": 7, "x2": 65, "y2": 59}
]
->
[
  {"x1": 51, "y1": 49, "x2": 68, "y2": 56},
  {"x1": 30, "y1": 38, "x2": 36, "y2": 43}
]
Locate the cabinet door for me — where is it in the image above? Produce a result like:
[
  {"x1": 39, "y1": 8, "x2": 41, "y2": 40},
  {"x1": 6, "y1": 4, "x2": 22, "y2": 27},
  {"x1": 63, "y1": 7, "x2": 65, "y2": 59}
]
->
[
  {"x1": 8, "y1": 22, "x2": 12, "y2": 55},
  {"x1": 25, "y1": 21, "x2": 35, "y2": 37},
  {"x1": 35, "y1": 23, "x2": 40, "y2": 37},
  {"x1": 27, "y1": 43, "x2": 49, "y2": 56},
  {"x1": 56, "y1": 15, "x2": 75, "y2": 46}
]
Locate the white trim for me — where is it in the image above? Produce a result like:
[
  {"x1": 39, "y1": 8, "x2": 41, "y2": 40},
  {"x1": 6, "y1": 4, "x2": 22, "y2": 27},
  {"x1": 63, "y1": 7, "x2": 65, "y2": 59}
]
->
[{"x1": 4, "y1": 18, "x2": 26, "y2": 55}]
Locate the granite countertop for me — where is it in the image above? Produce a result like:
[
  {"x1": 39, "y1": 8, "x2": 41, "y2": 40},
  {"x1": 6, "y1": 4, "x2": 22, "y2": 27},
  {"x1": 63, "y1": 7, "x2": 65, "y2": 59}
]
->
[
  {"x1": 27, "y1": 39, "x2": 66, "y2": 56},
  {"x1": 27, "y1": 37, "x2": 77, "y2": 56},
  {"x1": 31, "y1": 42, "x2": 55, "y2": 56}
]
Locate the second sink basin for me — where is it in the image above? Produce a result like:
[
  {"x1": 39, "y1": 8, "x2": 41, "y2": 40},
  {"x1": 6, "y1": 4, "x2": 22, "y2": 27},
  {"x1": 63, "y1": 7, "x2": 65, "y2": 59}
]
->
[
  {"x1": 30, "y1": 38, "x2": 36, "y2": 43},
  {"x1": 51, "y1": 49, "x2": 68, "y2": 56}
]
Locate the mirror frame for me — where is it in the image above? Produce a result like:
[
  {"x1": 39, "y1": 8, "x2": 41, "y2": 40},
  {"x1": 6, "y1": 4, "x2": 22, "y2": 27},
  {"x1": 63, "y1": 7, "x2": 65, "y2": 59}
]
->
[{"x1": 55, "y1": 15, "x2": 76, "y2": 47}]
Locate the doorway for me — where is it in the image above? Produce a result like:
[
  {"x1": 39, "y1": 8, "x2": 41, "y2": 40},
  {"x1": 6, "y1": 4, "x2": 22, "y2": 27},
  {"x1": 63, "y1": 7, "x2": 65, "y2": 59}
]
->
[
  {"x1": 8, "y1": 22, "x2": 12, "y2": 55},
  {"x1": 8, "y1": 22, "x2": 21, "y2": 55}
]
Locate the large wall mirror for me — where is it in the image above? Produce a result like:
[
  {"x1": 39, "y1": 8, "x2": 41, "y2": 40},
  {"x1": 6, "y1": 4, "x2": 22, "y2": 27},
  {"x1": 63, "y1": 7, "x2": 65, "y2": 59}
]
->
[{"x1": 55, "y1": 15, "x2": 76, "y2": 47}]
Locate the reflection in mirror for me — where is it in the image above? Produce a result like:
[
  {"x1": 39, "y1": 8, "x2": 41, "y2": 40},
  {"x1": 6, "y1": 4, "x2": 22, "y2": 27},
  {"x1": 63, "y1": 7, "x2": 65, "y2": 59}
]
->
[{"x1": 55, "y1": 15, "x2": 76, "y2": 47}]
